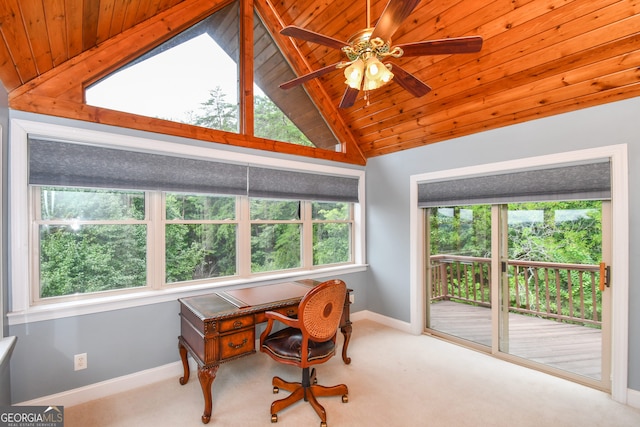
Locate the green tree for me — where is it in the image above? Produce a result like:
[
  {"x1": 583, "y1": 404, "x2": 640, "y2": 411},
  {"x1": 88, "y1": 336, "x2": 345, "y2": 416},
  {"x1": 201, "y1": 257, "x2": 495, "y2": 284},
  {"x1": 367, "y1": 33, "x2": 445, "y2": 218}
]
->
[
  {"x1": 250, "y1": 199, "x2": 301, "y2": 272},
  {"x1": 191, "y1": 87, "x2": 238, "y2": 132},
  {"x1": 507, "y1": 201, "x2": 601, "y2": 264},
  {"x1": 254, "y1": 95, "x2": 313, "y2": 146},
  {"x1": 189, "y1": 87, "x2": 313, "y2": 147},
  {"x1": 165, "y1": 194, "x2": 237, "y2": 282},
  {"x1": 430, "y1": 205, "x2": 491, "y2": 257},
  {"x1": 313, "y1": 202, "x2": 350, "y2": 265},
  {"x1": 39, "y1": 188, "x2": 147, "y2": 297}
]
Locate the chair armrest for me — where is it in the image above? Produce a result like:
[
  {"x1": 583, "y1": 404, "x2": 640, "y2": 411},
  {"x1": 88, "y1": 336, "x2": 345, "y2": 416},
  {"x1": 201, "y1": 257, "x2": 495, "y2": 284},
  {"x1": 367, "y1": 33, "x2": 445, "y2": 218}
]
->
[
  {"x1": 265, "y1": 310, "x2": 300, "y2": 328},
  {"x1": 259, "y1": 310, "x2": 301, "y2": 346}
]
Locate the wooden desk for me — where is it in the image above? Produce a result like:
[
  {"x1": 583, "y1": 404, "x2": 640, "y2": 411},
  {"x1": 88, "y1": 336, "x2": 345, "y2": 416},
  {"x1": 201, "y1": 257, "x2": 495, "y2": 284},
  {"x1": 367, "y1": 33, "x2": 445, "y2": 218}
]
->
[{"x1": 177, "y1": 280, "x2": 353, "y2": 424}]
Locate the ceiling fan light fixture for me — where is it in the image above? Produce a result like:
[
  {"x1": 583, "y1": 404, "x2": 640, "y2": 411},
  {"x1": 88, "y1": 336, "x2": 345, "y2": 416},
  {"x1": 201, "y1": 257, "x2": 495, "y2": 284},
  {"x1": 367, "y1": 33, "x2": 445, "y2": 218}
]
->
[
  {"x1": 344, "y1": 59, "x2": 365, "y2": 89},
  {"x1": 363, "y1": 56, "x2": 393, "y2": 91}
]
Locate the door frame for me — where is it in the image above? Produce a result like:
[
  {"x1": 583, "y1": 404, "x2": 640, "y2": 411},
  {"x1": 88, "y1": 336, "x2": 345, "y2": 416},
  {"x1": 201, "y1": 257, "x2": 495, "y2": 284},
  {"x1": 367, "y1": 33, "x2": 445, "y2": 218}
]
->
[{"x1": 409, "y1": 144, "x2": 629, "y2": 403}]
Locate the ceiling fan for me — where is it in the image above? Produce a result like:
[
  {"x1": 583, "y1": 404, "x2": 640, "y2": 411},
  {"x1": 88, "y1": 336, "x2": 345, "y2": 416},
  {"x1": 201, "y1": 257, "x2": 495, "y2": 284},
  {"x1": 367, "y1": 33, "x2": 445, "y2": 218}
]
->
[{"x1": 278, "y1": 0, "x2": 483, "y2": 108}]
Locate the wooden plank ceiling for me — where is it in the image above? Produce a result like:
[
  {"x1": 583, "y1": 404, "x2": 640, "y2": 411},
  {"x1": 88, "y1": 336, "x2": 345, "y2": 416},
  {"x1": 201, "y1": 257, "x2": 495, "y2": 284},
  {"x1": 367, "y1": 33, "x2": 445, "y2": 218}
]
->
[{"x1": 1, "y1": 0, "x2": 639, "y2": 165}]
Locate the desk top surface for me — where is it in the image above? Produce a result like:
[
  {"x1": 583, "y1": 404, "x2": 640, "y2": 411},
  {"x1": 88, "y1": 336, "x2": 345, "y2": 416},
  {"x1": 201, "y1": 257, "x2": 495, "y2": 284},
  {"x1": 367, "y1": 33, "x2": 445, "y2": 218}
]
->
[{"x1": 179, "y1": 280, "x2": 316, "y2": 320}]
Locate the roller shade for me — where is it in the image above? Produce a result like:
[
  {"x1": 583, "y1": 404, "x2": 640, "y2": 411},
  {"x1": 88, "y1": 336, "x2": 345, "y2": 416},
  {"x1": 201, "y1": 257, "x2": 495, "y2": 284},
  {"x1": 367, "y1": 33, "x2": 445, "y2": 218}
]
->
[
  {"x1": 28, "y1": 138, "x2": 248, "y2": 195},
  {"x1": 418, "y1": 160, "x2": 611, "y2": 208},
  {"x1": 248, "y1": 166, "x2": 359, "y2": 203}
]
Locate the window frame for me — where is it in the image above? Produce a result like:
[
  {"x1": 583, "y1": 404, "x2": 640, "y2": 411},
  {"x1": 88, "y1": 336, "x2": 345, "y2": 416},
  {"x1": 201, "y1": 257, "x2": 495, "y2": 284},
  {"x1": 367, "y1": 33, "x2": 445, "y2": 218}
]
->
[{"x1": 9, "y1": 118, "x2": 366, "y2": 325}]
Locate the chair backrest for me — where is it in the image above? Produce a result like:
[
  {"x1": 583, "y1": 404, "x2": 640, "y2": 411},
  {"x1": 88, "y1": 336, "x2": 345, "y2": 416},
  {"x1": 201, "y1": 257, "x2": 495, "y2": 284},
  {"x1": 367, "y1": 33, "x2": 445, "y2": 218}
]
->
[{"x1": 299, "y1": 279, "x2": 347, "y2": 342}]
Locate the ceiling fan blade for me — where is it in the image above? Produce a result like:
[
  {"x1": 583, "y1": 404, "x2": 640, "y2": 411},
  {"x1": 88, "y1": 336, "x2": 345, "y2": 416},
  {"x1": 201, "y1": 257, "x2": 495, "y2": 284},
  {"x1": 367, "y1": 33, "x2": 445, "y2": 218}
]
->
[
  {"x1": 397, "y1": 36, "x2": 483, "y2": 56},
  {"x1": 388, "y1": 63, "x2": 431, "y2": 97},
  {"x1": 339, "y1": 87, "x2": 360, "y2": 108},
  {"x1": 280, "y1": 26, "x2": 348, "y2": 50},
  {"x1": 279, "y1": 62, "x2": 342, "y2": 90},
  {"x1": 370, "y1": 0, "x2": 421, "y2": 42}
]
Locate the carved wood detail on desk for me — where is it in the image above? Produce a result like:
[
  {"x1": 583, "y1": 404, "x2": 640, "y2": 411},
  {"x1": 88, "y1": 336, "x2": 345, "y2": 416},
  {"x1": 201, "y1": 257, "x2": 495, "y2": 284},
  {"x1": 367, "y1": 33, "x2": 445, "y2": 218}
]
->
[{"x1": 177, "y1": 280, "x2": 352, "y2": 424}]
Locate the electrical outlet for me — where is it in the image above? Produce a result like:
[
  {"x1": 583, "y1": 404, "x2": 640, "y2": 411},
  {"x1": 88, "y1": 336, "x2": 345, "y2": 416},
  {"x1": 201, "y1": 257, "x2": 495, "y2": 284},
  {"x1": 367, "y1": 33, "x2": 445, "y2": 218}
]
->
[
  {"x1": 349, "y1": 293, "x2": 355, "y2": 304},
  {"x1": 74, "y1": 353, "x2": 87, "y2": 371}
]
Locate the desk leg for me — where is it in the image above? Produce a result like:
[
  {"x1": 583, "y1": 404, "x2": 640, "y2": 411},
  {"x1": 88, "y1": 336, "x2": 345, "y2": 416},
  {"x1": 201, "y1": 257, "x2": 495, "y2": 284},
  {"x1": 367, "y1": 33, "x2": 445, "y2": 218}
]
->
[
  {"x1": 340, "y1": 321, "x2": 352, "y2": 365},
  {"x1": 198, "y1": 365, "x2": 219, "y2": 424},
  {"x1": 178, "y1": 341, "x2": 190, "y2": 385}
]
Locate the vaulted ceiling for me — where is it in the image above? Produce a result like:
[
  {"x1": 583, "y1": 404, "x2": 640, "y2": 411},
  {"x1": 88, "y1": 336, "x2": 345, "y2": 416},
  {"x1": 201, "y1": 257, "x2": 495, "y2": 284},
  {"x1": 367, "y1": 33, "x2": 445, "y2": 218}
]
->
[{"x1": 1, "y1": 0, "x2": 639, "y2": 165}]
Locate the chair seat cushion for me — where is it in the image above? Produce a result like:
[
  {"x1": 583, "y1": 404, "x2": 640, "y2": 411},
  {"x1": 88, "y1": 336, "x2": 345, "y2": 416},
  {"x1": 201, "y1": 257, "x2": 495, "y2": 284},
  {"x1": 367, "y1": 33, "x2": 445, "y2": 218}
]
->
[{"x1": 262, "y1": 327, "x2": 336, "y2": 363}]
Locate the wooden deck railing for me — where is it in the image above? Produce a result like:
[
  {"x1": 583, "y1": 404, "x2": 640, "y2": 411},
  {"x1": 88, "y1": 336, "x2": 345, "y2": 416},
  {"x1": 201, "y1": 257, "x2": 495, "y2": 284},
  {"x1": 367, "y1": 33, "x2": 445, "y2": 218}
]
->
[{"x1": 430, "y1": 255, "x2": 602, "y2": 327}]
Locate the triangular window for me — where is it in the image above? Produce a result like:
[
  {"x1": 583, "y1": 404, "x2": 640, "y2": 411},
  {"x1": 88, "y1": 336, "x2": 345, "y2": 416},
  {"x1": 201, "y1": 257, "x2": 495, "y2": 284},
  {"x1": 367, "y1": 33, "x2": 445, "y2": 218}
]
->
[
  {"x1": 87, "y1": 1, "x2": 240, "y2": 133},
  {"x1": 253, "y1": 11, "x2": 340, "y2": 150},
  {"x1": 85, "y1": 0, "x2": 340, "y2": 151}
]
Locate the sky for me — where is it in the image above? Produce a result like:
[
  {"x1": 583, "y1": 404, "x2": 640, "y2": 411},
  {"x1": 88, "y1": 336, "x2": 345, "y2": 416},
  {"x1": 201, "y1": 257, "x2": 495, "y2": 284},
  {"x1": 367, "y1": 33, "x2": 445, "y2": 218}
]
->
[{"x1": 85, "y1": 34, "x2": 263, "y2": 123}]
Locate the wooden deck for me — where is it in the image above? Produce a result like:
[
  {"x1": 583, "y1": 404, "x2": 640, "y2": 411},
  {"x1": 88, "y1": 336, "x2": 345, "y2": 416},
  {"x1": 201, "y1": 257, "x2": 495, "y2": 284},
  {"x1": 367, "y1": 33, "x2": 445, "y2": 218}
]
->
[{"x1": 429, "y1": 301, "x2": 602, "y2": 379}]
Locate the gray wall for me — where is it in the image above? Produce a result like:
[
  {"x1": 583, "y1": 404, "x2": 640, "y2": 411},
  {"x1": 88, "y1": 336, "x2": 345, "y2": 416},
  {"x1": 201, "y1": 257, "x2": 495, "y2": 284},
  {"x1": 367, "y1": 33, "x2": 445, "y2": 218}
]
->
[{"x1": 365, "y1": 96, "x2": 640, "y2": 392}]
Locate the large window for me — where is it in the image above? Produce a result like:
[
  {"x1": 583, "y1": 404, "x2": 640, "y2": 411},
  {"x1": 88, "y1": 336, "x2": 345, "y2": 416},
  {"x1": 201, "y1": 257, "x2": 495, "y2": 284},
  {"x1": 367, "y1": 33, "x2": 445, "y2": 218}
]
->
[
  {"x1": 31, "y1": 190, "x2": 355, "y2": 303},
  {"x1": 9, "y1": 120, "x2": 364, "y2": 320}
]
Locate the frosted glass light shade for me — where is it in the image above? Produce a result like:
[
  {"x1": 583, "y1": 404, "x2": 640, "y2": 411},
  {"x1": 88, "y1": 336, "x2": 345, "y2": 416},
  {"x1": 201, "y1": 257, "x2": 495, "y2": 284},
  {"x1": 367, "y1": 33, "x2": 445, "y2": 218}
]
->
[
  {"x1": 363, "y1": 57, "x2": 393, "y2": 91},
  {"x1": 344, "y1": 60, "x2": 365, "y2": 89}
]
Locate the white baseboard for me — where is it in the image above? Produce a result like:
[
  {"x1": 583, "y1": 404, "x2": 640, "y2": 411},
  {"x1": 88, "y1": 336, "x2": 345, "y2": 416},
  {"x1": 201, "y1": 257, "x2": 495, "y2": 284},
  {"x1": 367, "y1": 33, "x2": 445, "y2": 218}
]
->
[
  {"x1": 627, "y1": 387, "x2": 640, "y2": 410},
  {"x1": 351, "y1": 310, "x2": 413, "y2": 334},
  {"x1": 17, "y1": 360, "x2": 189, "y2": 407}
]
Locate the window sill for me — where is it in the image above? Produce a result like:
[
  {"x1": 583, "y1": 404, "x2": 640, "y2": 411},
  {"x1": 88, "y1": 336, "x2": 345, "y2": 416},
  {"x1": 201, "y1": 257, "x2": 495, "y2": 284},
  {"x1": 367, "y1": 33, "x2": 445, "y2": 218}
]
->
[{"x1": 7, "y1": 264, "x2": 367, "y2": 326}]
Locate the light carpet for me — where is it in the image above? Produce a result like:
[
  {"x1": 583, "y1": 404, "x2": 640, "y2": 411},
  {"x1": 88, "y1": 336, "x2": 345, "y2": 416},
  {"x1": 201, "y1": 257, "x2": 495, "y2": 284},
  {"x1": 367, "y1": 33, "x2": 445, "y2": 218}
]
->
[{"x1": 65, "y1": 319, "x2": 640, "y2": 426}]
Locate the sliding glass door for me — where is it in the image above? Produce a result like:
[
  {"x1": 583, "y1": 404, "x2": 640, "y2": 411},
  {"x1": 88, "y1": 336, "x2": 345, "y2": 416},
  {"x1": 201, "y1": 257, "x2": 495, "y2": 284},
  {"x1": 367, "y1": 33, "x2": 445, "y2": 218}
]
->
[{"x1": 425, "y1": 200, "x2": 611, "y2": 390}]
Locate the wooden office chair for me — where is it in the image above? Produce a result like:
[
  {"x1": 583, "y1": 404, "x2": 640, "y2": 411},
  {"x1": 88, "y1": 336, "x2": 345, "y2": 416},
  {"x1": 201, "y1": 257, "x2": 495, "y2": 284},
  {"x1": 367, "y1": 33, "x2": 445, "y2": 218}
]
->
[{"x1": 260, "y1": 279, "x2": 349, "y2": 427}]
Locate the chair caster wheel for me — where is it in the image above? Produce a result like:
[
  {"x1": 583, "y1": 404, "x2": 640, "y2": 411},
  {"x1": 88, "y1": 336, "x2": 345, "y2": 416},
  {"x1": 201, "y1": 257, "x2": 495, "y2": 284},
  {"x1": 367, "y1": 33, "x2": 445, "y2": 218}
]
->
[
  {"x1": 273, "y1": 386, "x2": 279, "y2": 394},
  {"x1": 342, "y1": 394, "x2": 348, "y2": 403},
  {"x1": 271, "y1": 414, "x2": 277, "y2": 423}
]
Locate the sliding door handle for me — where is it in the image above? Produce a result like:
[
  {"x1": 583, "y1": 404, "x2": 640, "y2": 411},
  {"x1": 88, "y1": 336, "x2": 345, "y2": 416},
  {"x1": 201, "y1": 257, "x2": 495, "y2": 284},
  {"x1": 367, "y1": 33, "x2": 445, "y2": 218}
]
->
[{"x1": 599, "y1": 262, "x2": 610, "y2": 291}]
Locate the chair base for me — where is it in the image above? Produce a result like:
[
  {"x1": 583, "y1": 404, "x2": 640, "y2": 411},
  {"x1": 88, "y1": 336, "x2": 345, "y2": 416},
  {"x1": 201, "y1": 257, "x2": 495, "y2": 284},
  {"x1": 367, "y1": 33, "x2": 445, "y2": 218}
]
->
[{"x1": 270, "y1": 368, "x2": 348, "y2": 426}]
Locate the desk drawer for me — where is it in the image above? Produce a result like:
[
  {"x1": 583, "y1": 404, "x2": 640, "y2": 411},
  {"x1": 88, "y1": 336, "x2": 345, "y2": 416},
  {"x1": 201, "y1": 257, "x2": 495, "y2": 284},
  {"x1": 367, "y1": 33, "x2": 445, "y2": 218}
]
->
[
  {"x1": 220, "y1": 329, "x2": 255, "y2": 360},
  {"x1": 218, "y1": 314, "x2": 254, "y2": 332}
]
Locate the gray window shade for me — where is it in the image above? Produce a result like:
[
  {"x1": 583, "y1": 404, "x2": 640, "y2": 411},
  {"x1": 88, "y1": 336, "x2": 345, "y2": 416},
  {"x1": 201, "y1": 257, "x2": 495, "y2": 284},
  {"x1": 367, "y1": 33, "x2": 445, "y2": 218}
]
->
[
  {"x1": 28, "y1": 138, "x2": 248, "y2": 195},
  {"x1": 418, "y1": 160, "x2": 611, "y2": 208},
  {"x1": 248, "y1": 166, "x2": 359, "y2": 202}
]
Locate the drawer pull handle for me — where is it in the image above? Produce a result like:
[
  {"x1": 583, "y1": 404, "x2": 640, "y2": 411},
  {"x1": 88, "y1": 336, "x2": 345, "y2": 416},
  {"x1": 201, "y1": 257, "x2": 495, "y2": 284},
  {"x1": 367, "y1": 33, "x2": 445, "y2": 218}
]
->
[
  {"x1": 233, "y1": 320, "x2": 243, "y2": 329},
  {"x1": 286, "y1": 309, "x2": 296, "y2": 316},
  {"x1": 228, "y1": 338, "x2": 248, "y2": 349}
]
